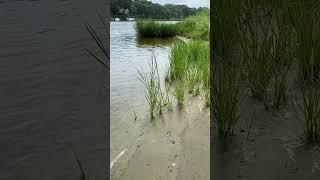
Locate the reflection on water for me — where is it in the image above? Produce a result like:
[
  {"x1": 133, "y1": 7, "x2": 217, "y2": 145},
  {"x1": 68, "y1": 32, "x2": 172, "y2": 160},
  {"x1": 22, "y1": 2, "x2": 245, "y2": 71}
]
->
[{"x1": 110, "y1": 21, "x2": 176, "y2": 159}]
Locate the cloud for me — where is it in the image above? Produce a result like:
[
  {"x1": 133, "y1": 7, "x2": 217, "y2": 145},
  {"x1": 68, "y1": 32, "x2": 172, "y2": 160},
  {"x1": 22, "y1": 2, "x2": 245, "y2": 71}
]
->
[{"x1": 151, "y1": 0, "x2": 209, "y2": 8}]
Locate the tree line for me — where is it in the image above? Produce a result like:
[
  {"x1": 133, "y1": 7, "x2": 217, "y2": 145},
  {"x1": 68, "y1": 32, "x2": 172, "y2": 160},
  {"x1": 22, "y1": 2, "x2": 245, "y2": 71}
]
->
[{"x1": 111, "y1": 0, "x2": 208, "y2": 20}]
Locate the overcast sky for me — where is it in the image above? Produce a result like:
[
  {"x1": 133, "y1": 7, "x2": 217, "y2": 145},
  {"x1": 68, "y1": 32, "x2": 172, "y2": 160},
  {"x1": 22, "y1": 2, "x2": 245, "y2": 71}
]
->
[{"x1": 151, "y1": 0, "x2": 209, "y2": 8}]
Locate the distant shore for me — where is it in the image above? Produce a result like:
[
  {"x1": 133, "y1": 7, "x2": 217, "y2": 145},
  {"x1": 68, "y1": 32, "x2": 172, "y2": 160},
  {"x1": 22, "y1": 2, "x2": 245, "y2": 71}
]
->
[{"x1": 111, "y1": 17, "x2": 183, "y2": 21}]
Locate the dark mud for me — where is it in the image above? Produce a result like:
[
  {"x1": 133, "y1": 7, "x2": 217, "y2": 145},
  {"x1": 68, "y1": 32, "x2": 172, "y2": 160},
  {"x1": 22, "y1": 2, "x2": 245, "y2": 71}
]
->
[{"x1": 212, "y1": 89, "x2": 320, "y2": 180}]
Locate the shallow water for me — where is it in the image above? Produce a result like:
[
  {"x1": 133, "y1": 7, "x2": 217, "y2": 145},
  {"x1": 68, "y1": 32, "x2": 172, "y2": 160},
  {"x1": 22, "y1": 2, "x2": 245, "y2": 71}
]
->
[
  {"x1": 110, "y1": 21, "x2": 176, "y2": 160},
  {"x1": 0, "y1": 1, "x2": 107, "y2": 179}
]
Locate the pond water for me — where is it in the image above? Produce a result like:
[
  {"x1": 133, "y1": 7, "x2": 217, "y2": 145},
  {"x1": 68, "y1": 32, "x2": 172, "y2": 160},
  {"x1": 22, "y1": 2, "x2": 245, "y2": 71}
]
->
[{"x1": 110, "y1": 21, "x2": 176, "y2": 160}]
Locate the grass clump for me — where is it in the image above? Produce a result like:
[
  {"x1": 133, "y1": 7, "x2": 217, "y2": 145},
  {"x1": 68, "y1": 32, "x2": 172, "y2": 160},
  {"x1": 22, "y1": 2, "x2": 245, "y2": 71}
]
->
[
  {"x1": 168, "y1": 42, "x2": 188, "y2": 81},
  {"x1": 186, "y1": 66, "x2": 199, "y2": 94},
  {"x1": 136, "y1": 21, "x2": 178, "y2": 38},
  {"x1": 294, "y1": 84, "x2": 320, "y2": 143},
  {"x1": 271, "y1": 73, "x2": 288, "y2": 109},
  {"x1": 138, "y1": 53, "x2": 168, "y2": 120},
  {"x1": 168, "y1": 40, "x2": 209, "y2": 106},
  {"x1": 294, "y1": 7, "x2": 320, "y2": 82},
  {"x1": 239, "y1": 11, "x2": 275, "y2": 98},
  {"x1": 302, "y1": 86, "x2": 320, "y2": 143},
  {"x1": 211, "y1": 60, "x2": 240, "y2": 143},
  {"x1": 174, "y1": 80, "x2": 185, "y2": 107}
]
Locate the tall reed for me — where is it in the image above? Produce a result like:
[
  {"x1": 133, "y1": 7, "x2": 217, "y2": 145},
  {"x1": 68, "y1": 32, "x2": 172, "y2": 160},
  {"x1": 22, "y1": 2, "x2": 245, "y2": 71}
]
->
[
  {"x1": 212, "y1": 0, "x2": 241, "y2": 59},
  {"x1": 138, "y1": 53, "x2": 167, "y2": 119},
  {"x1": 239, "y1": 3, "x2": 280, "y2": 99},
  {"x1": 294, "y1": 83, "x2": 320, "y2": 143},
  {"x1": 287, "y1": 0, "x2": 320, "y2": 82},
  {"x1": 211, "y1": 60, "x2": 240, "y2": 143}
]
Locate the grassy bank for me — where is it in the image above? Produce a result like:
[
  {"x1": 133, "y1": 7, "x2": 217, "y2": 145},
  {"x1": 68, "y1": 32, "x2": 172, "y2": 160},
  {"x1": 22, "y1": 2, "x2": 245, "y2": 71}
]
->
[
  {"x1": 136, "y1": 9, "x2": 209, "y2": 40},
  {"x1": 168, "y1": 40, "x2": 210, "y2": 107},
  {"x1": 138, "y1": 9, "x2": 210, "y2": 119}
]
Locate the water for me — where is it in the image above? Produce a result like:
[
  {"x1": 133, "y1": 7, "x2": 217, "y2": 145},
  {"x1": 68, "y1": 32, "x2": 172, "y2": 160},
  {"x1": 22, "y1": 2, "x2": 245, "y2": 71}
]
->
[
  {"x1": 0, "y1": 1, "x2": 107, "y2": 179},
  {"x1": 110, "y1": 21, "x2": 175, "y2": 160}
]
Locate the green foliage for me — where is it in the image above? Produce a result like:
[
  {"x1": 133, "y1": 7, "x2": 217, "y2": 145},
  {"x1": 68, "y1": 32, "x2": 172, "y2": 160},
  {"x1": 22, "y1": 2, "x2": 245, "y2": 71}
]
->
[
  {"x1": 212, "y1": 0, "x2": 320, "y2": 144},
  {"x1": 239, "y1": 14, "x2": 274, "y2": 98},
  {"x1": 272, "y1": 73, "x2": 287, "y2": 109},
  {"x1": 111, "y1": 0, "x2": 207, "y2": 20},
  {"x1": 302, "y1": 85, "x2": 320, "y2": 143},
  {"x1": 138, "y1": 53, "x2": 168, "y2": 120},
  {"x1": 135, "y1": 10, "x2": 209, "y2": 40},
  {"x1": 212, "y1": 0, "x2": 241, "y2": 58},
  {"x1": 291, "y1": 2, "x2": 320, "y2": 82},
  {"x1": 169, "y1": 42, "x2": 188, "y2": 81},
  {"x1": 174, "y1": 80, "x2": 185, "y2": 106},
  {"x1": 135, "y1": 21, "x2": 179, "y2": 38},
  {"x1": 167, "y1": 40, "x2": 209, "y2": 107},
  {"x1": 211, "y1": 60, "x2": 240, "y2": 143},
  {"x1": 294, "y1": 84, "x2": 320, "y2": 143},
  {"x1": 186, "y1": 66, "x2": 199, "y2": 94},
  {"x1": 176, "y1": 9, "x2": 210, "y2": 40}
]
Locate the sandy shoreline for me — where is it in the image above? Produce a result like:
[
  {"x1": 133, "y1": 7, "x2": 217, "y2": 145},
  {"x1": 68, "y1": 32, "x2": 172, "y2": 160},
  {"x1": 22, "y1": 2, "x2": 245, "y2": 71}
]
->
[{"x1": 111, "y1": 94, "x2": 209, "y2": 180}]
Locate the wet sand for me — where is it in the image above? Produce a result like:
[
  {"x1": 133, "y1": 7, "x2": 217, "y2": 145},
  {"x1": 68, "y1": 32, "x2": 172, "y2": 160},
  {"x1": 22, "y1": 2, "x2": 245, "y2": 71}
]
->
[
  {"x1": 111, "y1": 95, "x2": 210, "y2": 180},
  {"x1": 212, "y1": 85, "x2": 320, "y2": 180}
]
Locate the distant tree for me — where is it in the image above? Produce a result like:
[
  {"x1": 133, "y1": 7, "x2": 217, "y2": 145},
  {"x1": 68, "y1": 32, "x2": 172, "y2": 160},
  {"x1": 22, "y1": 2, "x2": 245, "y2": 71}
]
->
[{"x1": 111, "y1": 0, "x2": 207, "y2": 20}]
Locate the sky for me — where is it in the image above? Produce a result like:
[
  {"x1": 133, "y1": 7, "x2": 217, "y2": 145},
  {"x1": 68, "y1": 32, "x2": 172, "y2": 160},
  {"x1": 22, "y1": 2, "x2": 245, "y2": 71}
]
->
[{"x1": 151, "y1": 0, "x2": 209, "y2": 8}]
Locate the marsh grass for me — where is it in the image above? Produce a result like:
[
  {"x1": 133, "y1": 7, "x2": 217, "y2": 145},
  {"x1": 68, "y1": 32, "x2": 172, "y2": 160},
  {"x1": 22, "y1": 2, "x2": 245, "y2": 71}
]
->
[
  {"x1": 211, "y1": 59, "x2": 241, "y2": 143},
  {"x1": 239, "y1": 11, "x2": 275, "y2": 98},
  {"x1": 169, "y1": 42, "x2": 188, "y2": 81},
  {"x1": 293, "y1": 83, "x2": 320, "y2": 143},
  {"x1": 136, "y1": 10, "x2": 209, "y2": 40},
  {"x1": 168, "y1": 40, "x2": 209, "y2": 106},
  {"x1": 203, "y1": 88, "x2": 210, "y2": 107},
  {"x1": 268, "y1": 5, "x2": 293, "y2": 109},
  {"x1": 136, "y1": 21, "x2": 179, "y2": 38},
  {"x1": 174, "y1": 80, "x2": 185, "y2": 106},
  {"x1": 212, "y1": 0, "x2": 241, "y2": 59},
  {"x1": 176, "y1": 9, "x2": 210, "y2": 40},
  {"x1": 164, "y1": 83, "x2": 173, "y2": 111},
  {"x1": 82, "y1": 10, "x2": 109, "y2": 69},
  {"x1": 186, "y1": 66, "x2": 199, "y2": 94},
  {"x1": 302, "y1": 85, "x2": 320, "y2": 143},
  {"x1": 212, "y1": 0, "x2": 320, "y2": 145},
  {"x1": 295, "y1": 12, "x2": 320, "y2": 82},
  {"x1": 271, "y1": 73, "x2": 288, "y2": 109},
  {"x1": 138, "y1": 53, "x2": 168, "y2": 120}
]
